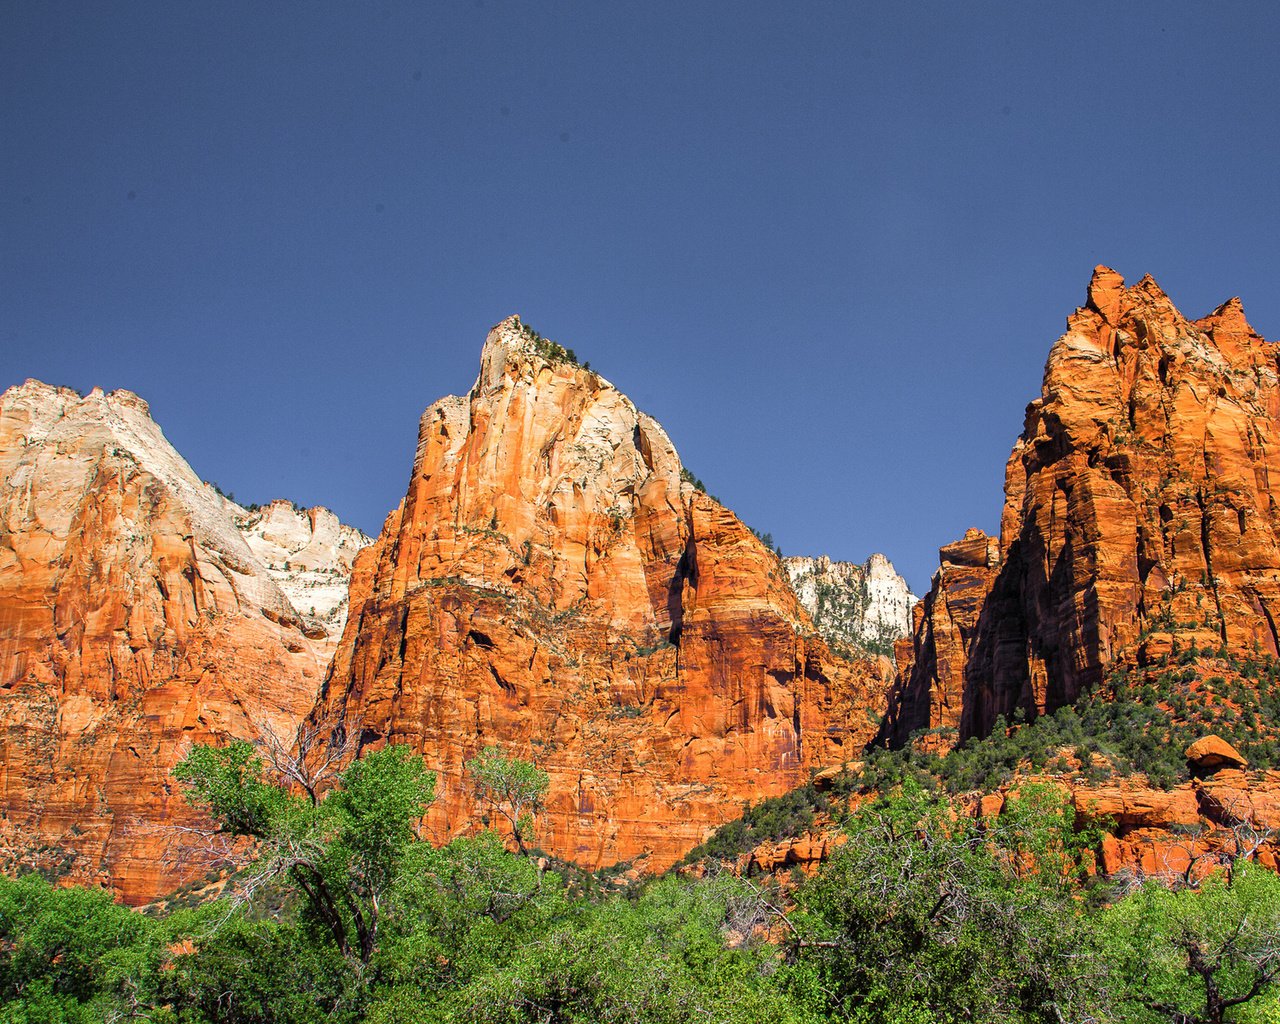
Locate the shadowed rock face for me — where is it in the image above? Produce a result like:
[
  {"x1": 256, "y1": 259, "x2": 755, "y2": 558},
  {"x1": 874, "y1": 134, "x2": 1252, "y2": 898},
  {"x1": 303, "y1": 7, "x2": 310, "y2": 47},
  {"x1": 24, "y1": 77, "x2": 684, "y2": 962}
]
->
[
  {"x1": 313, "y1": 317, "x2": 889, "y2": 871},
  {"x1": 888, "y1": 268, "x2": 1280, "y2": 744},
  {"x1": 0, "y1": 382, "x2": 365, "y2": 903}
]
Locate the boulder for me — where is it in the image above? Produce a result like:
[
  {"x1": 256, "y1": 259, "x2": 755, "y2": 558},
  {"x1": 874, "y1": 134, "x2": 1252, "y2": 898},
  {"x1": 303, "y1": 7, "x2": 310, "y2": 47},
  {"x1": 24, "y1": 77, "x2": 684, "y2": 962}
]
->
[{"x1": 1186, "y1": 735, "x2": 1249, "y2": 772}]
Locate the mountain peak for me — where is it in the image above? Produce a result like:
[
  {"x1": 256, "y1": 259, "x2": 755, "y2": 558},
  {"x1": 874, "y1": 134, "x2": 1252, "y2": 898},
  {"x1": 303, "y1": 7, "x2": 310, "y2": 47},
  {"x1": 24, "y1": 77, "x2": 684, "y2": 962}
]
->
[
  {"x1": 0, "y1": 378, "x2": 369, "y2": 900},
  {"x1": 784, "y1": 553, "x2": 916, "y2": 658},
  {"x1": 105, "y1": 387, "x2": 151, "y2": 417},
  {"x1": 891, "y1": 265, "x2": 1280, "y2": 747},
  {"x1": 475, "y1": 314, "x2": 588, "y2": 389},
  {"x1": 1086, "y1": 265, "x2": 1126, "y2": 323},
  {"x1": 1198, "y1": 294, "x2": 1259, "y2": 338},
  {"x1": 310, "y1": 316, "x2": 887, "y2": 873}
]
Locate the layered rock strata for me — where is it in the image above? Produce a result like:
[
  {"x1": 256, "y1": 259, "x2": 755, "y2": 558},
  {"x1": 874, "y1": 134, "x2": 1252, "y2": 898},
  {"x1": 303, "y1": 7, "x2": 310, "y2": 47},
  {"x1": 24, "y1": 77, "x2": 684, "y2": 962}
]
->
[
  {"x1": 736, "y1": 767, "x2": 1280, "y2": 883},
  {"x1": 887, "y1": 268, "x2": 1280, "y2": 743},
  {"x1": 313, "y1": 318, "x2": 888, "y2": 871},
  {"x1": 0, "y1": 382, "x2": 365, "y2": 902}
]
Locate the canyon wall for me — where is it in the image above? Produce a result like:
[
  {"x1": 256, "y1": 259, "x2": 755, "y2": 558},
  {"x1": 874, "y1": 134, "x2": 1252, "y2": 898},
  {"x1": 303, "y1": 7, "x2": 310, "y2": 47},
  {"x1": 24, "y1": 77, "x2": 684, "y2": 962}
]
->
[
  {"x1": 887, "y1": 268, "x2": 1280, "y2": 743},
  {"x1": 0, "y1": 382, "x2": 366, "y2": 902},
  {"x1": 9, "y1": 265, "x2": 1276, "y2": 897},
  {"x1": 312, "y1": 318, "x2": 889, "y2": 871}
]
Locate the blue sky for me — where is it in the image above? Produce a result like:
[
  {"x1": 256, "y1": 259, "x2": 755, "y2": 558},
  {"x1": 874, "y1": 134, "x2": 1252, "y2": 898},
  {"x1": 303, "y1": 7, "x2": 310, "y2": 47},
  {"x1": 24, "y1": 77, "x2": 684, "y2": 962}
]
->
[{"x1": 3, "y1": 2, "x2": 1277, "y2": 592}]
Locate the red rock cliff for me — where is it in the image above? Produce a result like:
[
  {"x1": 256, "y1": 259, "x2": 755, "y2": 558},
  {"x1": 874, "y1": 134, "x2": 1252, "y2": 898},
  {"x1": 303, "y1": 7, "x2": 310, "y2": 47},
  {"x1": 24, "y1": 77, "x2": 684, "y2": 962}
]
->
[
  {"x1": 0, "y1": 382, "x2": 357, "y2": 902},
  {"x1": 312, "y1": 318, "x2": 888, "y2": 870},
  {"x1": 888, "y1": 268, "x2": 1280, "y2": 743}
]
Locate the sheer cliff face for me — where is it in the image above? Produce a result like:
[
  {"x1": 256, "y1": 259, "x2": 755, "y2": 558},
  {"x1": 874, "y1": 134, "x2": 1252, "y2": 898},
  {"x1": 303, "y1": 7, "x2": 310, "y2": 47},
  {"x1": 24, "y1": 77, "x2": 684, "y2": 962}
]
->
[
  {"x1": 315, "y1": 318, "x2": 888, "y2": 871},
  {"x1": 0, "y1": 382, "x2": 364, "y2": 903},
  {"x1": 889, "y1": 268, "x2": 1280, "y2": 743}
]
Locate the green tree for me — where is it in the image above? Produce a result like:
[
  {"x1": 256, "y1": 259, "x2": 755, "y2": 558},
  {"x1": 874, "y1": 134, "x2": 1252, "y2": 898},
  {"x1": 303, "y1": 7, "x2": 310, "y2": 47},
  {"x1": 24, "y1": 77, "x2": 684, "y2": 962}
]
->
[
  {"x1": 465, "y1": 746, "x2": 549, "y2": 855},
  {"x1": 1104, "y1": 861, "x2": 1280, "y2": 1024},
  {"x1": 450, "y1": 874, "x2": 805, "y2": 1024},
  {"x1": 0, "y1": 872, "x2": 173, "y2": 1023},
  {"x1": 368, "y1": 831, "x2": 570, "y2": 1016},
  {"x1": 783, "y1": 780, "x2": 1109, "y2": 1023},
  {"x1": 164, "y1": 914, "x2": 356, "y2": 1024},
  {"x1": 175, "y1": 740, "x2": 436, "y2": 965}
]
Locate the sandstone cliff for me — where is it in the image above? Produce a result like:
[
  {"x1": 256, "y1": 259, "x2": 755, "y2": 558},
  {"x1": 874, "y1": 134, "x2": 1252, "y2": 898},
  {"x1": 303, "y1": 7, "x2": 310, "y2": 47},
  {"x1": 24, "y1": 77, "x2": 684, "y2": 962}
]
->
[
  {"x1": 887, "y1": 268, "x2": 1280, "y2": 744},
  {"x1": 312, "y1": 317, "x2": 889, "y2": 871},
  {"x1": 785, "y1": 553, "x2": 915, "y2": 657},
  {"x1": 0, "y1": 381, "x2": 365, "y2": 902},
  {"x1": 235, "y1": 499, "x2": 369, "y2": 651}
]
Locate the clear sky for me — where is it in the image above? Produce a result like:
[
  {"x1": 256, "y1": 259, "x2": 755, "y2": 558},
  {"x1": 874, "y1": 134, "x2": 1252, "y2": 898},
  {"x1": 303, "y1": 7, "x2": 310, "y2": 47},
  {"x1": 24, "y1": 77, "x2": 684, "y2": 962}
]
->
[{"x1": 3, "y1": 2, "x2": 1277, "y2": 593}]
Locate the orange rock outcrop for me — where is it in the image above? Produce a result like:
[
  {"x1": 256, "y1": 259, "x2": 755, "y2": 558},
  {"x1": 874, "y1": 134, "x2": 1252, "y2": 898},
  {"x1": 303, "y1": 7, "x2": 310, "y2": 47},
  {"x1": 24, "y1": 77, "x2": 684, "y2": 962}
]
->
[
  {"x1": 0, "y1": 382, "x2": 356, "y2": 902},
  {"x1": 887, "y1": 268, "x2": 1280, "y2": 743},
  {"x1": 312, "y1": 318, "x2": 888, "y2": 871},
  {"x1": 1185, "y1": 734, "x2": 1248, "y2": 771},
  {"x1": 736, "y1": 769, "x2": 1280, "y2": 884},
  {"x1": 1070, "y1": 768, "x2": 1280, "y2": 879}
]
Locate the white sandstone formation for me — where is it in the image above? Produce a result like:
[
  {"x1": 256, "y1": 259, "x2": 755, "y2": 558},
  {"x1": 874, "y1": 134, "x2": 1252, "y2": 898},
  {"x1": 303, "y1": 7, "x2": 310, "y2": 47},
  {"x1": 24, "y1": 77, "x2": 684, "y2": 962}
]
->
[{"x1": 785, "y1": 552, "x2": 916, "y2": 656}]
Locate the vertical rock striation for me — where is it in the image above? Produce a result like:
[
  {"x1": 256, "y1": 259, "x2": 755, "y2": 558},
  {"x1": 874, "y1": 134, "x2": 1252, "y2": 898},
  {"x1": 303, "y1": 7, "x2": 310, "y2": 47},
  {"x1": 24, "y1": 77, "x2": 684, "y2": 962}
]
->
[
  {"x1": 0, "y1": 382, "x2": 366, "y2": 902},
  {"x1": 887, "y1": 268, "x2": 1280, "y2": 744},
  {"x1": 313, "y1": 317, "x2": 889, "y2": 871}
]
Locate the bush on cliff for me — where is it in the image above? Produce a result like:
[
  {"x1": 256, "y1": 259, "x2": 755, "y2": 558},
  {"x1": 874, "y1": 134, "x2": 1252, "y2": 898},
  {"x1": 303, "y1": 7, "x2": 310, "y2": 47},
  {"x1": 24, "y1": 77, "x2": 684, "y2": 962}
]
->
[{"x1": 681, "y1": 783, "x2": 828, "y2": 866}]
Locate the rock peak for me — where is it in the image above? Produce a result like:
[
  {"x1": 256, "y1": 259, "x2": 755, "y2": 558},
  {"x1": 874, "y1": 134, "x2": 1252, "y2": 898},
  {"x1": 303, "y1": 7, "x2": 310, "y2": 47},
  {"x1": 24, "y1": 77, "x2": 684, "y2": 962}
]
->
[
  {"x1": 310, "y1": 316, "x2": 888, "y2": 874},
  {"x1": 475, "y1": 314, "x2": 587, "y2": 392},
  {"x1": 476, "y1": 315, "x2": 528, "y2": 390},
  {"x1": 105, "y1": 387, "x2": 151, "y2": 418},
  {"x1": 1085, "y1": 265, "x2": 1126, "y2": 324},
  {"x1": 1134, "y1": 272, "x2": 1172, "y2": 304},
  {"x1": 4, "y1": 379, "x2": 154, "y2": 421},
  {"x1": 784, "y1": 552, "x2": 917, "y2": 657},
  {"x1": 3, "y1": 378, "x2": 80, "y2": 404},
  {"x1": 0, "y1": 378, "x2": 368, "y2": 901},
  {"x1": 889, "y1": 265, "x2": 1280, "y2": 747},
  {"x1": 484, "y1": 313, "x2": 526, "y2": 352},
  {"x1": 1199, "y1": 295, "x2": 1259, "y2": 339}
]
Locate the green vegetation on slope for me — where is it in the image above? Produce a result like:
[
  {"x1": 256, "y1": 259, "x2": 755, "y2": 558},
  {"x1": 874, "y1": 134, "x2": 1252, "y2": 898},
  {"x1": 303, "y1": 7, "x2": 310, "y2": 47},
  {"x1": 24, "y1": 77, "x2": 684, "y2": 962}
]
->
[
  {"x1": 3, "y1": 738, "x2": 1278, "y2": 1023},
  {"x1": 901, "y1": 646, "x2": 1280, "y2": 794},
  {"x1": 681, "y1": 782, "x2": 830, "y2": 865},
  {"x1": 514, "y1": 317, "x2": 583, "y2": 368},
  {"x1": 682, "y1": 648, "x2": 1280, "y2": 871},
  {"x1": 840, "y1": 645, "x2": 1280, "y2": 810}
]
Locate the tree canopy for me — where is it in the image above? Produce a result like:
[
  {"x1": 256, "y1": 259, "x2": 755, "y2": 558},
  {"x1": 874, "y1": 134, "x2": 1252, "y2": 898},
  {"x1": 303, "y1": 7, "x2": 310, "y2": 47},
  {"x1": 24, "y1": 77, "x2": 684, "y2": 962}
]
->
[{"x1": 2, "y1": 746, "x2": 1279, "y2": 1023}]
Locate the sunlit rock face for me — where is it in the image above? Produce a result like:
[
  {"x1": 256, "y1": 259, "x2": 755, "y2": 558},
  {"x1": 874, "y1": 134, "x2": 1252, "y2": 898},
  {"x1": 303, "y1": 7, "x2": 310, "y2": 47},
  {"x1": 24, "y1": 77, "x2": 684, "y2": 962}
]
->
[
  {"x1": 784, "y1": 553, "x2": 915, "y2": 658},
  {"x1": 235, "y1": 499, "x2": 369, "y2": 650},
  {"x1": 737, "y1": 766, "x2": 1280, "y2": 883},
  {"x1": 313, "y1": 317, "x2": 890, "y2": 871},
  {"x1": 0, "y1": 381, "x2": 366, "y2": 903},
  {"x1": 887, "y1": 268, "x2": 1280, "y2": 744}
]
